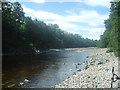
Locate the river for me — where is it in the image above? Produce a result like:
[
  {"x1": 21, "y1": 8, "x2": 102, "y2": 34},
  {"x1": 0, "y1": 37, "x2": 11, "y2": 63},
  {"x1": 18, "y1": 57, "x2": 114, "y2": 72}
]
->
[{"x1": 2, "y1": 48, "x2": 93, "y2": 88}]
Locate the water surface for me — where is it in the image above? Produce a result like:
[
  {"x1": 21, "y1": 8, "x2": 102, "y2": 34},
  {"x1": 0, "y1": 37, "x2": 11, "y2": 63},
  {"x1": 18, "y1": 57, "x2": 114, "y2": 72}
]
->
[{"x1": 2, "y1": 49, "x2": 93, "y2": 88}]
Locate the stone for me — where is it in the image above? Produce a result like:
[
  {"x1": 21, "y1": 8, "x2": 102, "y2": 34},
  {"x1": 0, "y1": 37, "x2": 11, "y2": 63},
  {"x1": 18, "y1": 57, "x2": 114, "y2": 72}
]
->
[
  {"x1": 7, "y1": 84, "x2": 15, "y2": 88},
  {"x1": 54, "y1": 48, "x2": 118, "y2": 88},
  {"x1": 97, "y1": 62, "x2": 103, "y2": 65},
  {"x1": 86, "y1": 56, "x2": 89, "y2": 58},
  {"x1": 76, "y1": 69, "x2": 81, "y2": 71},
  {"x1": 24, "y1": 79, "x2": 29, "y2": 83}
]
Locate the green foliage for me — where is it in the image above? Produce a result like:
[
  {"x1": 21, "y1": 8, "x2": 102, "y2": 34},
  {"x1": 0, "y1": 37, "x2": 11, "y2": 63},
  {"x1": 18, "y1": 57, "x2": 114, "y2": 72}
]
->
[
  {"x1": 106, "y1": 49, "x2": 113, "y2": 53},
  {"x1": 2, "y1": 1, "x2": 97, "y2": 54},
  {"x1": 98, "y1": 1, "x2": 120, "y2": 57},
  {"x1": 2, "y1": 2, "x2": 35, "y2": 54}
]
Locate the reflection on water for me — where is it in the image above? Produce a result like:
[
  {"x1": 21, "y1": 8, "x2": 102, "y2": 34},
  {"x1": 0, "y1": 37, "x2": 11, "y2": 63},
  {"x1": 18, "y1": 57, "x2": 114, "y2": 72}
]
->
[{"x1": 2, "y1": 49, "x2": 93, "y2": 88}]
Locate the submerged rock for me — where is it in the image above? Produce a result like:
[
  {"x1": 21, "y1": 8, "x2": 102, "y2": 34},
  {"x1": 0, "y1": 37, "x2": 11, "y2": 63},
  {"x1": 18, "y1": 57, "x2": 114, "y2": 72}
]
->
[
  {"x1": 76, "y1": 69, "x2": 81, "y2": 71},
  {"x1": 86, "y1": 56, "x2": 89, "y2": 58},
  {"x1": 24, "y1": 79, "x2": 29, "y2": 83},
  {"x1": 7, "y1": 84, "x2": 16, "y2": 88},
  {"x1": 18, "y1": 82, "x2": 24, "y2": 87}
]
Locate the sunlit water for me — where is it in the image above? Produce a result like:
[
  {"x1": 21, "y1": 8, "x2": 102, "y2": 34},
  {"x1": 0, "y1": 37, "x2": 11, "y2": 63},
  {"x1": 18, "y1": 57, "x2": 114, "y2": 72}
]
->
[{"x1": 2, "y1": 49, "x2": 93, "y2": 88}]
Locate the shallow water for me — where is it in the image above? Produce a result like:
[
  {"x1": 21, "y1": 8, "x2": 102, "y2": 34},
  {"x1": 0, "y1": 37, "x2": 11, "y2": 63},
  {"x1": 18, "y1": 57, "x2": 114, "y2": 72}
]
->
[{"x1": 2, "y1": 49, "x2": 93, "y2": 88}]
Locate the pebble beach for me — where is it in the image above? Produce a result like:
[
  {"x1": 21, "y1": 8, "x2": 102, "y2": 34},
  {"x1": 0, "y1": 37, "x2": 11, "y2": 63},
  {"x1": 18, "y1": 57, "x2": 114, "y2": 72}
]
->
[{"x1": 55, "y1": 48, "x2": 119, "y2": 88}]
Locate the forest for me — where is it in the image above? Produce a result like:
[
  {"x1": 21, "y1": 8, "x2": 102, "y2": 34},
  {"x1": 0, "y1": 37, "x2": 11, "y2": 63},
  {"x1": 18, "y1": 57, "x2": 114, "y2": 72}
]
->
[
  {"x1": 2, "y1": 1, "x2": 97, "y2": 55},
  {"x1": 98, "y1": 1, "x2": 120, "y2": 57}
]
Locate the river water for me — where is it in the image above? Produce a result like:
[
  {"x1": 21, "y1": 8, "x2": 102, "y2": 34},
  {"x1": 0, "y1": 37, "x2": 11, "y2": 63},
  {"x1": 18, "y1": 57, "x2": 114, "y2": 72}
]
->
[{"x1": 2, "y1": 48, "x2": 93, "y2": 88}]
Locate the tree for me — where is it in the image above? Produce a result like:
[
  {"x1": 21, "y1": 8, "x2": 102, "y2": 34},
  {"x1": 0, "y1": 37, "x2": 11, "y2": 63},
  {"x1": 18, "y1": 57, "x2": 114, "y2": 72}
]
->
[
  {"x1": 98, "y1": 1, "x2": 120, "y2": 56},
  {"x1": 2, "y1": 1, "x2": 97, "y2": 55}
]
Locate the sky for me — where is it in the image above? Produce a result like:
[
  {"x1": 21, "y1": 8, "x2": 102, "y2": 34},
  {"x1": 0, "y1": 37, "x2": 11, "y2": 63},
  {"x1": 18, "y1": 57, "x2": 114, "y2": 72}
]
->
[{"x1": 11, "y1": 0, "x2": 112, "y2": 40}]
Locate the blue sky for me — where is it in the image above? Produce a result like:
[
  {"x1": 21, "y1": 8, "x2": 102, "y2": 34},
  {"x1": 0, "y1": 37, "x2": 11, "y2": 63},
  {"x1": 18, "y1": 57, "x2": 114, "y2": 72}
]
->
[{"x1": 14, "y1": 0, "x2": 111, "y2": 40}]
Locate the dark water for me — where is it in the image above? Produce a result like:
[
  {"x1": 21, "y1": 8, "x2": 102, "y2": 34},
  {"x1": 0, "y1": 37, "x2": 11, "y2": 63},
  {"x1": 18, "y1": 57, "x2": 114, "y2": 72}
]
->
[{"x1": 2, "y1": 49, "x2": 93, "y2": 88}]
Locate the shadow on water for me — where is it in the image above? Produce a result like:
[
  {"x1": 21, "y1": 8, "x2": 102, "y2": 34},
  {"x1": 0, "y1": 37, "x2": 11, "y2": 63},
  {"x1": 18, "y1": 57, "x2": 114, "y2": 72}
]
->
[{"x1": 2, "y1": 49, "x2": 93, "y2": 88}]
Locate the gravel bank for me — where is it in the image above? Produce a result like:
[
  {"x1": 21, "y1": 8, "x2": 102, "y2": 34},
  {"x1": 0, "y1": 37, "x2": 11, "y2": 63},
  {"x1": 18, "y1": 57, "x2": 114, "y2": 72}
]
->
[{"x1": 55, "y1": 48, "x2": 119, "y2": 88}]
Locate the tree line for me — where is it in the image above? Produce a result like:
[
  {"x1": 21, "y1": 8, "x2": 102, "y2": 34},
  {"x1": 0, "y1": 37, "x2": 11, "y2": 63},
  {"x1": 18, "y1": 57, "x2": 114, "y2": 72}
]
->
[
  {"x1": 97, "y1": 1, "x2": 120, "y2": 57},
  {"x1": 2, "y1": 1, "x2": 97, "y2": 54}
]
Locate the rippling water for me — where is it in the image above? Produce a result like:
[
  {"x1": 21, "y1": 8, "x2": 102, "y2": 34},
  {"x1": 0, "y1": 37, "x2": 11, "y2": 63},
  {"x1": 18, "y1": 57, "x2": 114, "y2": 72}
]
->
[{"x1": 2, "y1": 49, "x2": 93, "y2": 88}]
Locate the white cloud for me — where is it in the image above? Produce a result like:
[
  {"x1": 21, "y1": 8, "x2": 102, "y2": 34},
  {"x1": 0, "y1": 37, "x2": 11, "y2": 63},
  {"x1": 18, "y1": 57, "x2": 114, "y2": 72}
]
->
[
  {"x1": 66, "y1": 10, "x2": 109, "y2": 26},
  {"x1": 45, "y1": 21, "x2": 105, "y2": 40},
  {"x1": 23, "y1": 5, "x2": 109, "y2": 27},
  {"x1": 30, "y1": 0, "x2": 45, "y2": 3},
  {"x1": 45, "y1": 21, "x2": 82, "y2": 31},
  {"x1": 22, "y1": 5, "x2": 34, "y2": 13},
  {"x1": 43, "y1": 0, "x2": 111, "y2": 7},
  {"x1": 22, "y1": 5, "x2": 63, "y2": 20},
  {"x1": 81, "y1": 0, "x2": 111, "y2": 8},
  {"x1": 9, "y1": 0, "x2": 45, "y2": 3},
  {"x1": 87, "y1": 28, "x2": 105, "y2": 40},
  {"x1": 22, "y1": 5, "x2": 108, "y2": 40},
  {"x1": 11, "y1": 0, "x2": 111, "y2": 7},
  {"x1": 34, "y1": 11, "x2": 63, "y2": 20}
]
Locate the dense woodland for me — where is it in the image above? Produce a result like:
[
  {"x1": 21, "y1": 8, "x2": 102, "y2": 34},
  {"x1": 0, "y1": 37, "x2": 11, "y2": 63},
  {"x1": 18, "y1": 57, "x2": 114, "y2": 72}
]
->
[
  {"x1": 98, "y1": 1, "x2": 120, "y2": 57},
  {"x1": 2, "y1": 1, "x2": 97, "y2": 54}
]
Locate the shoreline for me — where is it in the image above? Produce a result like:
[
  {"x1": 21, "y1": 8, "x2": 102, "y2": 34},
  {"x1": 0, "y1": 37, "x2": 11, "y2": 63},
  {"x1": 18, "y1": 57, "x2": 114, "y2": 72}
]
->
[
  {"x1": 55, "y1": 48, "x2": 119, "y2": 88},
  {"x1": 2, "y1": 47, "x2": 96, "y2": 56}
]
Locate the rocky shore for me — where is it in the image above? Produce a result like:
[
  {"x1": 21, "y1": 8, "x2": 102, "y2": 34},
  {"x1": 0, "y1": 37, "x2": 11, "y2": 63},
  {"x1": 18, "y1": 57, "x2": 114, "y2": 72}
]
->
[{"x1": 55, "y1": 48, "x2": 119, "y2": 88}]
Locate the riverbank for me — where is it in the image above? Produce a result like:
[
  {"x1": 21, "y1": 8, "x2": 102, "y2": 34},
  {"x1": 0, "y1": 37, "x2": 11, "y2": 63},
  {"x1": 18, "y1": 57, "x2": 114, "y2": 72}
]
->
[{"x1": 55, "y1": 48, "x2": 119, "y2": 88}]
